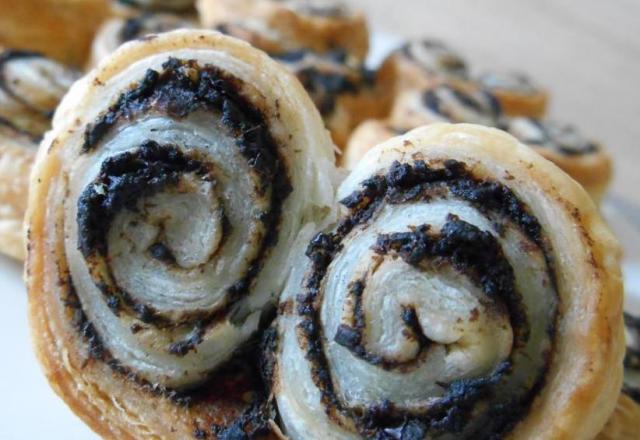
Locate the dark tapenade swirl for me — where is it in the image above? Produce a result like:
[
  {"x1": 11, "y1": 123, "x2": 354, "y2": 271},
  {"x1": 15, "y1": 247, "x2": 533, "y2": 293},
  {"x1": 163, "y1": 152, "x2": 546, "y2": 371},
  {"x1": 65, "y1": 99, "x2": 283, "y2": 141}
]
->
[
  {"x1": 197, "y1": 0, "x2": 369, "y2": 61},
  {"x1": 90, "y1": 13, "x2": 197, "y2": 67},
  {"x1": 272, "y1": 124, "x2": 624, "y2": 439},
  {"x1": 502, "y1": 117, "x2": 612, "y2": 202},
  {"x1": 0, "y1": 49, "x2": 77, "y2": 260},
  {"x1": 26, "y1": 30, "x2": 336, "y2": 439}
]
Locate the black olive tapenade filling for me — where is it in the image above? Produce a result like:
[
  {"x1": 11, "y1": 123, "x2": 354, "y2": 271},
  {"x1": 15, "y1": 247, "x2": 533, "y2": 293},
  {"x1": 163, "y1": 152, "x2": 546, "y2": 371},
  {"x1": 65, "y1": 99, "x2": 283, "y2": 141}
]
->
[{"x1": 292, "y1": 159, "x2": 559, "y2": 439}]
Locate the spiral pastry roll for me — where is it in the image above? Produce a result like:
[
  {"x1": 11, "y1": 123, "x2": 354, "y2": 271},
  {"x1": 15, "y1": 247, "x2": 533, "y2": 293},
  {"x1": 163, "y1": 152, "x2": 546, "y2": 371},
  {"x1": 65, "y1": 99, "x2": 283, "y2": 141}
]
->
[
  {"x1": 90, "y1": 13, "x2": 197, "y2": 67},
  {"x1": 503, "y1": 117, "x2": 612, "y2": 202},
  {"x1": 477, "y1": 72, "x2": 548, "y2": 118},
  {"x1": 0, "y1": 50, "x2": 77, "y2": 260},
  {"x1": 197, "y1": 0, "x2": 369, "y2": 61},
  {"x1": 270, "y1": 123, "x2": 624, "y2": 439},
  {"x1": 26, "y1": 30, "x2": 336, "y2": 438},
  {"x1": 390, "y1": 83, "x2": 501, "y2": 131},
  {"x1": 377, "y1": 39, "x2": 469, "y2": 103}
]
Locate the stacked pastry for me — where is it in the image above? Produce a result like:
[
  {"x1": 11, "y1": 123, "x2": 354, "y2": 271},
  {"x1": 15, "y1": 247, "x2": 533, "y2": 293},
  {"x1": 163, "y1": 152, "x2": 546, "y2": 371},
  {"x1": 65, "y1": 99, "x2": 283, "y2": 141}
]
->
[
  {"x1": 345, "y1": 39, "x2": 613, "y2": 204},
  {"x1": 0, "y1": 0, "x2": 636, "y2": 439},
  {"x1": 0, "y1": 49, "x2": 78, "y2": 260}
]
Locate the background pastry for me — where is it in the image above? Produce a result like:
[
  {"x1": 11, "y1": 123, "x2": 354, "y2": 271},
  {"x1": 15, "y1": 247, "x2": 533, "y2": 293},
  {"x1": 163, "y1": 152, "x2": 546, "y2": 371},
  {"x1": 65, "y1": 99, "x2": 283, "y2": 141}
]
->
[
  {"x1": 110, "y1": 0, "x2": 196, "y2": 16},
  {"x1": 477, "y1": 71, "x2": 548, "y2": 118},
  {"x1": 376, "y1": 39, "x2": 469, "y2": 105},
  {"x1": 197, "y1": 0, "x2": 369, "y2": 61},
  {"x1": 341, "y1": 119, "x2": 400, "y2": 169},
  {"x1": 90, "y1": 12, "x2": 197, "y2": 67},
  {"x1": 389, "y1": 83, "x2": 501, "y2": 130},
  {"x1": 271, "y1": 123, "x2": 624, "y2": 439},
  {"x1": 0, "y1": 0, "x2": 108, "y2": 67},
  {"x1": 273, "y1": 49, "x2": 385, "y2": 149},
  {"x1": 26, "y1": 30, "x2": 336, "y2": 439},
  {"x1": 0, "y1": 49, "x2": 77, "y2": 260},
  {"x1": 623, "y1": 312, "x2": 640, "y2": 402},
  {"x1": 502, "y1": 117, "x2": 612, "y2": 202}
]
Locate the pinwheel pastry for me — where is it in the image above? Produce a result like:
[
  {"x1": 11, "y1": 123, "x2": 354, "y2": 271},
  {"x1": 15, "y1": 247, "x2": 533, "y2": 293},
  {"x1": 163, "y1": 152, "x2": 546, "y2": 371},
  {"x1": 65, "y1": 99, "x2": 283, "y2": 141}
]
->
[
  {"x1": 90, "y1": 12, "x2": 197, "y2": 67},
  {"x1": 502, "y1": 117, "x2": 612, "y2": 202},
  {"x1": 477, "y1": 72, "x2": 548, "y2": 118},
  {"x1": 389, "y1": 84, "x2": 501, "y2": 130},
  {"x1": 197, "y1": 0, "x2": 369, "y2": 61},
  {"x1": 271, "y1": 50, "x2": 385, "y2": 149},
  {"x1": 0, "y1": 49, "x2": 78, "y2": 260},
  {"x1": 26, "y1": 30, "x2": 337, "y2": 439},
  {"x1": 0, "y1": 0, "x2": 108, "y2": 67},
  {"x1": 376, "y1": 39, "x2": 469, "y2": 103},
  {"x1": 269, "y1": 123, "x2": 624, "y2": 439}
]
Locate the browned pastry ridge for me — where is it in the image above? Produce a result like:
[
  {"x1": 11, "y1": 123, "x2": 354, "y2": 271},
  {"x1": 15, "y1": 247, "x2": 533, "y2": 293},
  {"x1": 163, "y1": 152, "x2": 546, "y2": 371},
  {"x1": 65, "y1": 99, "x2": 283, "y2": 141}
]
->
[
  {"x1": 271, "y1": 123, "x2": 624, "y2": 439},
  {"x1": 26, "y1": 30, "x2": 337, "y2": 439}
]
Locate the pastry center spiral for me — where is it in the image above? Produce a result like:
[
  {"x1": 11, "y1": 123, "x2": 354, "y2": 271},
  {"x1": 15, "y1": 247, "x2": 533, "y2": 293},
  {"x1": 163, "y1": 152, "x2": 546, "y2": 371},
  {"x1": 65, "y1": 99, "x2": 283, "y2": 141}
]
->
[
  {"x1": 64, "y1": 57, "x2": 292, "y2": 389},
  {"x1": 281, "y1": 159, "x2": 558, "y2": 438}
]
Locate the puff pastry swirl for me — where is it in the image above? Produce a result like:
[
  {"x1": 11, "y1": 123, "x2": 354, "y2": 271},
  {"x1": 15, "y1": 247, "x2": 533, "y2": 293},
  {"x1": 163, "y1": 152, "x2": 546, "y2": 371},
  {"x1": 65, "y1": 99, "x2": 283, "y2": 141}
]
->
[
  {"x1": 26, "y1": 30, "x2": 336, "y2": 439},
  {"x1": 270, "y1": 124, "x2": 624, "y2": 439}
]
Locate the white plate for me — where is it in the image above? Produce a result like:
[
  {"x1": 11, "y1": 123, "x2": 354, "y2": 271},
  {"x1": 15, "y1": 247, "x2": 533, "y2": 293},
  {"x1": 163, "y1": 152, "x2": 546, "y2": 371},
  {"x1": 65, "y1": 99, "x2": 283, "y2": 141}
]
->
[{"x1": 0, "y1": 34, "x2": 638, "y2": 440}]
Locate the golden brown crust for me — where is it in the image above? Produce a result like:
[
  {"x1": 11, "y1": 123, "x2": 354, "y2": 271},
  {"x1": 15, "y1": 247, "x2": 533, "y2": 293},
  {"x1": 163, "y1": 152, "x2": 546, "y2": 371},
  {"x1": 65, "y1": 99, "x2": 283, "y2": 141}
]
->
[
  {"x1": 0, "y1": 0, "x2": 109, "y2": 67},
  {"x1": 26, "y1": 30, "x2": 336, "y2": 439},
  {"x1": 596, "y1": 393, "x2": 640, "y2": 440},
  {"x1": 197, "y1": 0, "x2": 369, "y2": 61}
]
